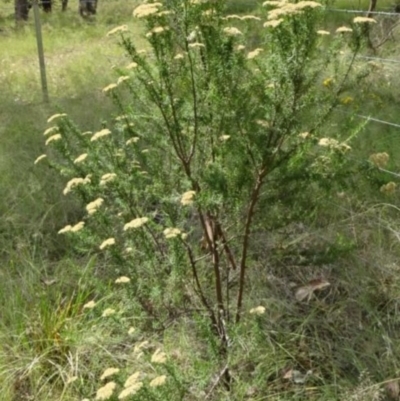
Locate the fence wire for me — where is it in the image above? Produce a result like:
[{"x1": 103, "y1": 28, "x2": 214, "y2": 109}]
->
[
  {"x1": 356, "y1": 55, "x2": 400, "y2": 64},
  {"x1": 327, "y1": 8, "x2": 400, "y2": 16}
]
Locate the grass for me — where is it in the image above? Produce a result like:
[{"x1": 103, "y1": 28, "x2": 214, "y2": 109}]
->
[
  {"x1": 2, "y1": 0, "x2": 400, "y2": 400},
  {"x1": 0, "y1": 0, "x2": 148, "y2": 257},
  {"x1": 0, "y1": 7, "x2": 143, "y2": 397},
  {"x1": 333, "y1": 0, "x2": 396, "y2": 8}
]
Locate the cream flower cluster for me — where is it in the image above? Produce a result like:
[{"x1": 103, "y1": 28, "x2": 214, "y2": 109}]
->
[
  {"x1": 318, "y1": 137, "x2": 351, "y2": 152},
  {"x1": 133, "y1": 2, "x2": 162, "y2": 18},
  {"x1": 86, "y1": 198, "x2": 104, "y2": 215},
  {"x1": 263, "y1": 0, "x2": 321, "y2": 22},
  {"x1": 369, "y1": 152, "x2": 389, "y2": 168},
  {"x1": 63, "y1": 175, "x2": 91, "y2": 195}
]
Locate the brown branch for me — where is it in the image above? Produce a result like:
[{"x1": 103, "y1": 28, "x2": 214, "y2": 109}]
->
[
  {"x1": 197, "y1": 210, "x2": 225, "y2": 325},
  {"x1": 205, "y1": 214, "x2": 225, "y2": 313},
  {"x1": 215, "y1": 221, "x2": 237, "y2": 270},
  {"x1": 375, "y1": 20, "x2": 400, "y2": 48},
  {"x1": 181, "y1": 239, "x2": 218, "y2": 327},
  {"x1": 235, "y1": 168, "x2": 268, "y2": 323}
]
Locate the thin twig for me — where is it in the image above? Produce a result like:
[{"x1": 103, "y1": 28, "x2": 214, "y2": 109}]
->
[{"x1": 205, "y1": 364, "x2": 229, "y2": 400}]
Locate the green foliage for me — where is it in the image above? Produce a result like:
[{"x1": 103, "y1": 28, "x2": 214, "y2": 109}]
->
[{"x1": 39, "y1": 0, "x2": 368, "y2": 382}]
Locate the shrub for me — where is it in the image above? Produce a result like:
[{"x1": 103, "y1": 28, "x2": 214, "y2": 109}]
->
[{"x1": 38, "y1": 0, "x2": 368, "y2": 391}]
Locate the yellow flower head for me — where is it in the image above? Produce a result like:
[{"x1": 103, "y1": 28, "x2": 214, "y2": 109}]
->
[
  {"x1": 133, "y1": 340, "x2": 149, "y2": 353},
  {"x1": 117, "y1": 76, "x2": 130, "y2": 85},
  {"x1": 263, "y1": 0, "x2": 289, "y2": 6},
  {"x1": 99, "y1": 238, "x2": 116, "y2": 250},
  {"x1": 174, "y1": 53, "x2": 185, "y2": 60},
  {"x1": 100, "y1": 368, "x2": 120, "y2": 380},
  {"x1": 318, "y1": 137, "x2": 339, "y2": 147},
  {"x1": 107, "y1": 25, "x2": 129, "y2": 36},
  {"x1": 47, "y1": 113, "x2": 67, "y2": 123},
  {"x1": 380, "y1": 182, "x2": 397, "y2": 195},
  {"x1": 340, "y1": 96, "x2": 353, "y2": 105},
  {"x1": 149, "y1": 375, "x2": 167, "y2": 387},
  {"x1": 180, "y1": 190, "x2": 196, "y2": 205},
  {"x1": 34, "y1": 154, "x2": 47, "y2": 165},
  {"x1": 263, "y1": 19, "x2": 283, "y2": 28},
  {"x1": 45, "y1": 134, "x2": 62, "y2": 145},
  {"x1": 124, "y1": 217, "x2": 149, "y2": 230},
  {"x1": 83, "y1": 300, "x2": 96, "y2": 309},
  {"x1": 115, "y1": 276, "x2": 130, "y2": 284},
  {"x1": 86, "y1": 198, "x2": 104, "y2": 215},
  {"x1": 223, "y1": 27, "x2": 243, "y2": 36},
  {"x1": 58, "y1": 224, "x2": 72, "y2": 234},
  {"x1": 266, "y1": 1, "x2": 320, "y2": 20},
  {"x1": 100, "y1": 173, "x2": 117, "y2": 186},
  {"x1": 102, "y1": 308, "x2": 116, "y2": 317},
  {"x1": 74, "y1": 153, "x2": 88, "y2": 164},
  {"x1": 336, "y1": 26, "x2": 353, "y2": 33},
  {"x1": 126, "y1": 62, "x2": 138, "y2": 69},
  {"x1": 353, "y1": 16, "x2": 376, "y2": 24},
  {"x1": 43, "y1": 126, "x2": 58, "y2": 136},
  {"x1": 115, "y1": 114, "x2": 128, "y2": 121},
  {"x1": 126, "y1": 137, "x2": 139, "y2": 145},
  {"x1": 119, "y1": 382, "x2": 143, "y2": 399},
  {"x1": 91, "y1": 129, "x2": 111, "y2": 141},
  {"x1": 163, "y1": 227, "x2": 182, "y2": 239},
  {"x1": 151, "y1": 348, "x2": 167, "y2": 364},
  {"x1": 339, "y1": 143, "x2": 351, "y2": 152},
  {"x1": 124, "y1": 372, "x2": 141, "y2": 388},
  {"x1": 202, "y1": 9, "x2": 215, "y2": 16},
  {"x1": 70, "y1": 221, "x2": 85, "y2": 232},
  {"x1": 102, "y1": 83, "x2": 118, "y2": 93},
  {"x1": 63, "y1": 175, "x2": 91, "y2": 195},
  {"x1": 323, "y1": 77, "x2": 334, "y2": 88},
  {"x1": 369, "y1": 152, "x2": 389, "y2": 168},
  {"x1": 249, "y1": 306, "x2": 266, "y2": 315},
  {"x1": 188, "y1": 42, "x2": 205, "y2": 48},
  {"x1": 247, "y1": 48, "x2": 263, "y2": 59},
  {"x1": 146, "y1": 26, "x2": 168, "y2": 37},
  {"x1": 133, "y1": 3, "x2": 162, "y2": 18},
  {"x1": 95, "y1": 381, "x2": 116, "y2": 400}
]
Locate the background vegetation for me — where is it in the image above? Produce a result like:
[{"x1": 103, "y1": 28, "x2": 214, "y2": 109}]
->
[{"x1": 1, "y1": 0, "x2": 400, "y2": 400}]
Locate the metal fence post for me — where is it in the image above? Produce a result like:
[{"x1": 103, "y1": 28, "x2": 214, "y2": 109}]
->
[{"x1": 32, "y1": 0, "x2": 49, "y2": 103}]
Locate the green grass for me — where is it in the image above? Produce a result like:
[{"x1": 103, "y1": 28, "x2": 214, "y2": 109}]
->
[
  {"x1": 0, "y1": 3, "x2": 152, "y2": 399},
  {"x1": 334, "y1": 0, "x2": 395, "y2": 8},
  {"x1": 0, "y1": 0, "x2": 147, "y2": 256}
]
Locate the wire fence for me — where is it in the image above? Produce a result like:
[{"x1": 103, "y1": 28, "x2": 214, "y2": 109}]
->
[
  {"x1": 327, "y1": 8, "x2": 400, "y2": 16},
  {"x1": 356, "y1": 55, "x2": 400, "y2": 64},
  {"x1": 1, "y1": 2, "x2": 400, "y2": 132}
]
